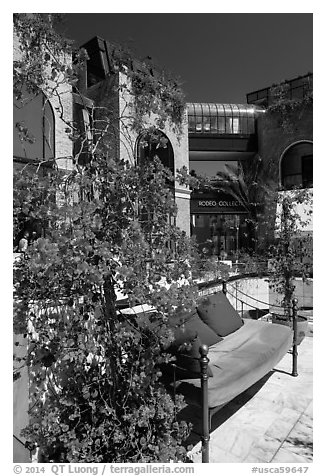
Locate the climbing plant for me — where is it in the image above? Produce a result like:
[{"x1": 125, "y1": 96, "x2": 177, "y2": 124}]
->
[
  {"x1": 129, "y1": 67, "x2": 186, "y2": 135},
  {"x1": 266, "y1": 78, "x2": 313, "y2": 134},
  {"x1": 13, "y1": 14, "x2": 197, "y2": 463},
  {"x1": 267, "y1": 188, "x2": 313, "y2": 320},
  {"x1": 14, "y1": 157, "x2": 199, "y2": 463}
]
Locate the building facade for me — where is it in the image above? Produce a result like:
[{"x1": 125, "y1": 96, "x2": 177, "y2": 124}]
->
[
  {"x1": 247, "y1": 74, "x2": 313, "y2": 192},
  {"x1": 249, "y1": 74, "x2": 313, "y2": 245},
  {"x1": 187, "y1": 74, "x2": 313, "y2": 259},
  {"x1": 76, "y1": 36, "x2": 191, "y2": 235},
  {"x1": 13, "y1": 29, "x2": 313, "y2": 267},
  {"x1": 187, "y1": 102, "x2": 264, "y2": 258}
]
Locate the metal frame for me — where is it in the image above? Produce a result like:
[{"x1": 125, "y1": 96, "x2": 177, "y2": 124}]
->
[
  {"x1": 292, "y1": 298, "x2": 298, "y2": 377},
  {"x1": 247, "y1": 73, "x2": 312, "y2": 107},
  {"x1": 199, "y1": 345, "x2": 210, "y2": 463}
]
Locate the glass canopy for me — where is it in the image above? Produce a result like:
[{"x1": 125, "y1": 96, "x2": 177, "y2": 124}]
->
[{"x1": 187, "y1": 103, "x2": 264, "y2": 135}]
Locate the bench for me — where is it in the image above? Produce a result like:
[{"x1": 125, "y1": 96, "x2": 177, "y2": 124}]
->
[{"x1": 166, "y1": 289, "x2": 298, "y2": 463}]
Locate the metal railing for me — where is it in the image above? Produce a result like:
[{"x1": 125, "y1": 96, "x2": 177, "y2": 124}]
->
[
  {"x1": 226, "y1": 280, "x2": 286, "y2": 319},
  {"x1": 225, "y1": 280, "x2": 310, "y2": 322}
]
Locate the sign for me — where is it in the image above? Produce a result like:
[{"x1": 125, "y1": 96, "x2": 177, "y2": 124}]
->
[
  {"x1": 191, "y1": 192, "x2": 247, "y2": 214},
  {"x1": 197, "y1": 199, "x2": 241, "y2": 208}
]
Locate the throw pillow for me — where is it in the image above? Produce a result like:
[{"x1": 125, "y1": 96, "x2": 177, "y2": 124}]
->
[
  {"x1": 197, "y1": 291, "x2": 243, "y2": 337},
  {"x1": 172, "y1": 310, "x2": 223, "y2": 347}
]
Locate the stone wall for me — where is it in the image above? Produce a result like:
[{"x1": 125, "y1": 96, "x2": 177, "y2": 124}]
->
[
  {"x1": 13, "y1": 31, "x2": 74, "y2": 171},
  {"x1": 257, "y1": 104, "x2": 313, "y2": 185},
  {"x1": 118, "y1": 72, "x2": 191, "y2": 235},
  {"x1": 254, "y1": 103, "x2": 313, "y2": 250}
]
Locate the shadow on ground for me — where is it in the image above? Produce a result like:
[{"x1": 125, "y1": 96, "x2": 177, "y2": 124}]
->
[{"x1": 178, "y1": 370, "x2": 276, "y2": 449}]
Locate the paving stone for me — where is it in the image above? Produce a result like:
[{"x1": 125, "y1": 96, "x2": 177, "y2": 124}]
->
[
  {"x1": 190, "y1": 444, "x2": 243, "y2": 463},
  {"x1": 303, "y1": 401, "x2": 313, "y2": 418},
  {"x1": 281, "y1": 440, "x2": 313, "y2": 462},
  {"x1": 243, "y1": 454, "x2": 267, "y2": 463},
  {"x1": 244, "y1": 435, "x2": 283, "y2": 463},
  {"x1": 281, "y1": 413, "x2": 313, "y2": 461},
  {"x1": 265, "y1": 415, "x2": 299, "y2": 443},
  {"x1": 231, "y1": 408, "x2": 282, "y2": 436},
  {"x1": 272, "y1": 447, "x2": 311, "y2": 463},
  {"x1": 207, "y1": 426, "x2": 253, "y2": 457}
]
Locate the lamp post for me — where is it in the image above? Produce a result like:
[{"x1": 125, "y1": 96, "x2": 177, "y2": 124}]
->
[{"x1": 235, "y1": 215, "x2": 240, "y2": 267}]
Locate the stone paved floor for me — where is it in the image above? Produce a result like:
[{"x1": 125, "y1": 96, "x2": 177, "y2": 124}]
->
[{"x1": 186, "y1": 330, "x2": 313, "y2": 463}]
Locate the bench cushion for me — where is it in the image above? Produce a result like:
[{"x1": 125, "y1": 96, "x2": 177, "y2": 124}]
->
[
  {"x1": 197, "y1": 291, "x2": 243, "y2": 337},
  {"x1": 174, "y1": 319, "x2": 293, "y2": 408}
]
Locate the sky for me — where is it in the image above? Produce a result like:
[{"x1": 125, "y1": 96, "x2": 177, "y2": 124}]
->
[{"x1": 58, "y1": 13, "x2": 313, "y2": 104}]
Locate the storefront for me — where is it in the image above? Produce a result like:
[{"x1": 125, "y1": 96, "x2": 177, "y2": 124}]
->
[
  {"x1": 190, "y1": 191, "x2": 249, "y2": 259},
  {"x1": 187, "y1": 101, "x2": 263, "y2": 259}
]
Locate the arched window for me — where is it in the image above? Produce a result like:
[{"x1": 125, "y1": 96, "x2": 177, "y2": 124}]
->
[
  {"x1": 280, "y1": 141, "x2": 313, "y2": 189},
  {"x1": 13, "y1": 86, "x2": 55, "y2": 162},
  {"x1": 137, "y1": 129, "x2": 174, "y2": 175},
  {"x1": 136, "y1": 129, "x2": 176, "y2": 249}
]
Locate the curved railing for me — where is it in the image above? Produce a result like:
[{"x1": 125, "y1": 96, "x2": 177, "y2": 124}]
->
[
  {"x1": 199, "y1": 273, "x2": 312, "y2": 320},
  {"x1": 226, "y1": 280, "x2": 285, "y2": 319}
]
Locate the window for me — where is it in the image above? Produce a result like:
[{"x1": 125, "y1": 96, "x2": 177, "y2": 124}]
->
[
  {"x1": 137, "y1": 129, "x2": 174, "y2": 174},
  {"x1": 187, "y1": 103, "x2": 259, "y2": 135},
  {"x1": 203, "y1": 115, "x2": 210, "y2": 132},
  {"x1": 189, "y1": 160, "x2": 238, "y2": 178},
  {"x1": 73, "y1": 104, "x2": 93, "y2": 164},
  {"x1": 210, "y1": 115, "x2": 218, "y2": 133},
  {"x1": 280, "y1": 142, "x2": 313, "y2": 189},
  {"x1": 136, "y1": 130, "x2": 176, "y2": 259},
  {"x1": 188, "y1": 115, "x2": 196, "y2": 133},
  {"x1": 191, "y1": 213, "x2": 250, "y2": 258},
  {"x1": 218, "y1": 116, "x2": 226, "y2": 133},
  {"x1": 14, "y1": 86, "x2": 55, "y2": 162},
  {"x1": 225, "y1": 117, "x2": 232, "y2": 134},
  {"x1": 233, "y1": 117, "x2": 239, "y2": 134},
  {"x1": 302, "y1": 155, "x2": 313, "y2": 188},
  {"x1": 239, "y1": 115, "x2": 248, "y2": 135},
  {"x1": 195, "y1": 115, "x2": 202, "y2": 132}
]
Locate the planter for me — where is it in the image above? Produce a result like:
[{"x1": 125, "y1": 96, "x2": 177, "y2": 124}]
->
[{"x1": 271, "y1": 314, "x2": 308, "y2": 345}]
